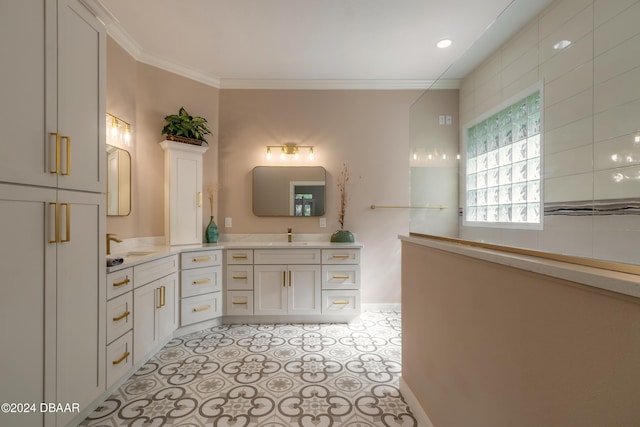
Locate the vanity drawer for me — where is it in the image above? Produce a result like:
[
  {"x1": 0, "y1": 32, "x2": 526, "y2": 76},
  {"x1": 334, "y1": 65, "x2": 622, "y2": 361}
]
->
[
  {"x1": 181, "y1": 292, "x2": 222, "y2": 326},
  {"x1": 254, "y1": 249, "x2": 321, "y2": 265},
  {"x1": 322, "y1": 265, "x2": 360, "y2": 290},
  {"x1": 322, "y1": 249, "x2": 360, "y2": 264},
  {"x1": 134, "y1": 255, "x2": 178, "y2": 287},
  {"x1": 181, "y1": 249, "x2": 222, "y2": 269},
  {"x1": 226, "y1": 265, "x2": 254, "y2": 290},
  {"x1": 181, "y1": 265, "x2": 222, "y2": 298},
  {"x1": 106, "y1": 292, "x2": 133, "y2": 344},
  {"x1": 226, "y1": 291, "x2": 254, "y2": 316},
  {"x1": 106, "y1": 331, "x2": 133, "y2": 388},
  {"x1": 226, "y1": 249, "x2": 254, "y2": 265},
  {"x1": 322, "y1": 290, "x2": 360, "y2": 314},
  {"x1": 107, "y1": 267, "x2": 133, "y2": 300}
]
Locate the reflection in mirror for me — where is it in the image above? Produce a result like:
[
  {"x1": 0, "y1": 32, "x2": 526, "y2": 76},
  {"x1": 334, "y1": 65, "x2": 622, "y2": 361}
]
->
[
  {"x1": 106, "y1": 145, "x2": 131, "y2": 216},
  {"x1": 253, "y1": 166, "x2": 326, "y2": 217},
  {"x1": 410, "y1": 0, "x2": 640, "y2": 267}
]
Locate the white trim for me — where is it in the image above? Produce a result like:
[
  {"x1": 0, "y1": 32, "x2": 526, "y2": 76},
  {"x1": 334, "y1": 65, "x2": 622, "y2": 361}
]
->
[
  {"x1": 219, "y1": 79, "x2": 461, "y2": 90},
  {"x1": 400, "y1": 376, "x2": 436, "y2": 427}
]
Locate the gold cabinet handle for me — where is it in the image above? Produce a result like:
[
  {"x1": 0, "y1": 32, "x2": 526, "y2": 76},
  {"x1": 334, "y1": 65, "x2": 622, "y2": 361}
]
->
[
  {"x1": 193, "y1": 304, "x2": 211, "y2": 312},
  {"x1": 193, "y1": 256, "x2": 211, "y2": 262},
  {"x1": 332, "y1": 275, "x2": 350, "y2": 279},
  {"x1": 49, "y1": 202, "x2": 60, "y2": 243},
  {"x1": 232, "y1": 301, "x2": 248, "y2": 305},
  {"x1": 332, "y1": 301, "x2": 350, "y2": 305},
  {"x1": 332, "y1": 254, "x2": 350, "y2": 259},
  {"x1": 161, "y1": 286, "x2": 166, "y2": 307},
  {"x1": 113, "y1": 278, "x2": 130, "y2": 287},
  {"x1": 49, "y1": 132, "x2": 60, "y2": 174},
  {"x1": 60, "y1": 135, "x2": 71, "y2": 175},
  {"x1": 232, "y1": 275, "x2": 247, "y2": 280},
  {"x1": 197, "y1": 191, "x2": 202, "y2": 207},
  {"x1": 282, "y1": 271, "x2": 286, "y2": 287},
  {"x1": 60, "y1": 203, "x2": 70, "y2": 243},
  {"x1": 193, "y1": 278, "x2": 211, "y2": 285},
  {"x1": 112, "y1": 311, "x2": 130, "y2": 322},
  {"x1": 232, "y1": 254, "x2": 248, "y2": 259},
  {"x1": 289, "y1": 270, "x2": 292, "y2": 287},
  {"x1": 112, "y1": 351, "x2": 130, "y2": 365},
  {"x1": 155, "y1": 288, "x2": 162, "y2": 309}
]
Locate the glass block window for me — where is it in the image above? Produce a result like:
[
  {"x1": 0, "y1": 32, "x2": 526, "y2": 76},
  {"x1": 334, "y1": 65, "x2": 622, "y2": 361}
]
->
[{"x1": 464, "y1": 88, "x2": 542, "y2": 228}]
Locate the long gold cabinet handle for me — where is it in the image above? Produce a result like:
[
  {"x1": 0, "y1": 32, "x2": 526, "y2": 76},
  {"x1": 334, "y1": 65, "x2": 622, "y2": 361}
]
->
[
  {"x1": 49, "y1": 132, "x2": 60, "y2": 174},
  {"x1": 332, "y1": 275, "x2": 350, "y2": 279},
  {"x1": 332, "y1": 301, "x2": 350, "y2": 305},
  {"x1": 161, "y1": 286, "x2": 166, "y2": 307},
  {"x1": 113, "y1": 311, "x2": 130, "y2": 322},
  {"x1": 61, "y1": 135, "x2": 71, "y2": 175},
  {"x1": 197, "y1": 192, "x2": 202, "y2": 207},
  {"x1": 112, "y1": 351, "x2": 130, "y2": 365},
  {"x1": 282, "y1": 271, "x2": 286, "y2": 287},
  {"x1": 232, "y1": 254, "x2": 248, "y2": 259},
  {"x1": 232, "y1": 301, "x2": 248, "y2": 305},
  {"x1": 332, "y1": 254, "x2": 350, "y2": 259},
  {"x1": 289, "y1": 270, "x2": 292, "y2": 287},
  {"x1": 193, "y1": 304, "x2": 211, "y2": 313},
  {"x1": 193, "y1": 256, "x2": 211, "y2": 262},
  {"x1": 48, "y1": 202, "x2": 70, "y2": 243},
  {"x1": 193, "y1": 278, "x2": 211, "y2": 285},
  {"x1": 113, "y1": 278, "x2": 130, "y2": 287},
  {"x1": 232, "y1": 275, "x2": 247, "y2": 280},
  {"x1": 48, "y1": 133, "x2": 70, "y2": 175}
]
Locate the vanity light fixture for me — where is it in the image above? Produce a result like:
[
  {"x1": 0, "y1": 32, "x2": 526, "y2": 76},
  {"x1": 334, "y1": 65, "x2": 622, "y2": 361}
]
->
[
  {"x1": 265, "y1": 143, "x2": 315, "y2": 161},
  {"x1": 106, "y1": 113, "x2": 132, "y2": 147}
]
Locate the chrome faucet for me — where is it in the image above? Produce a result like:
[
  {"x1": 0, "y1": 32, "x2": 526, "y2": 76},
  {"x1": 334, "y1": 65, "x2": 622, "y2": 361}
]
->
[
  {"x1": 287, "y1": 228, "x2": 292, "y2": 243},
  {"x1": 106, "y1": 233, "x2": 122, "y2": 255}
]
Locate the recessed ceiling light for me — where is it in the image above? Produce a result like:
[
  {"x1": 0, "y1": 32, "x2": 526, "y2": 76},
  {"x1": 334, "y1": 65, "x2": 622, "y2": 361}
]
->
[
  {"x1": 436, "y1": 39, "x2": 452, "y2": 49},
  {"x1": 553, "y1": 40, "x2": 572, "y2": 50}
]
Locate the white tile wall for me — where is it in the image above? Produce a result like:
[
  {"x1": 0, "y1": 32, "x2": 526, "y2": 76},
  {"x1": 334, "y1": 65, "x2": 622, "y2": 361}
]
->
[{"x1": 452, "y1": 0, "x2": 640, "y2": 265}]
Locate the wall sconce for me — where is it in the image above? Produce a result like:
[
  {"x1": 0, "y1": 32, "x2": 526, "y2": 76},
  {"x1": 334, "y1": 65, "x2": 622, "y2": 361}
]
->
[
  {"x1": 266, "y1": 143, "x2": 314, "y2": 160},
  {"x1": 106, "y1": 113, "x2": 132, "y2": 147}
]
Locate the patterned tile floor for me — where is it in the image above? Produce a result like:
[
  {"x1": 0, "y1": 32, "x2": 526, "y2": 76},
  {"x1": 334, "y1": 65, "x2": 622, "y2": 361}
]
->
[{"x1": 81, "y1": 311, "x2": 416, "y2": 426}]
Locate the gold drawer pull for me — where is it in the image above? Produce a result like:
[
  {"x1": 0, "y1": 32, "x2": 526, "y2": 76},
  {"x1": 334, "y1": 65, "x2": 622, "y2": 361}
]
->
[
  {"x1": 193, "y1": 256, "x2": 211, "y2": 262},
  {"x1": 332, "y1": 275, "x2": 350, "y2": 279},
  {"x1": 332, "y1": 254, "x2": 350, "y2": 259},
  {"x1": 112, "y1": 351, "x2": 130, "y2": 365},
  {"x1": 112, "y1": 311, "x2": 130, "y2": 322},
  {"x1": 61, "y1": 135, "x2": 71, "y2": 176},
  {"x1": 332, "y1": 301, "x2": 350, "y2": 305},
  {"x1": 232, "y1": 301, "x2": 248, "y2": 305},
  {"x1": 232, "y1": 275, "x2": 248, "y2": 280},
  {"x1": 232, "y1": 254, "x2": 248, "y2": 259},
  {"x1": 113, "y1": 278, "x2": 130, "y2": 287},
  {"x1": 193, "y1": 278, "x2": 212, "y2": 285},
  {"x1": 193, "y1": 305, "x2": 211, "y2": 312}
]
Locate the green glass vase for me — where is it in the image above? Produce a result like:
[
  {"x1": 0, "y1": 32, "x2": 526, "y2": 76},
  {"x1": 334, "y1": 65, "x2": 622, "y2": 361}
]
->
[
  {"x1": 330, "y1": 229, "x2": 354, "y2": 242},
  {"x1": 205, "y1": 216, "x2": 219, "y2": 243}
]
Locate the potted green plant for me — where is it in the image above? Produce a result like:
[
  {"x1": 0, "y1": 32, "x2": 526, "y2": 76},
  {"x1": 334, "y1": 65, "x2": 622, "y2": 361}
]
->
[{"x1": 161, "y1": 106, "x2": 212, "y2": 146}]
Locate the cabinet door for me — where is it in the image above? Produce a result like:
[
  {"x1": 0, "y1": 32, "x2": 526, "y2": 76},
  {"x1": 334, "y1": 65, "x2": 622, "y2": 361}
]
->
[
  {"x1": 55, "y1": 190, "x2": 105, "y2": 426},
  {"x1": 254, "y1": 265, "x2": 287, "y2": 315},
  {"x1": 133, "y1": 283, "x2": 158, "y2": 365},
  {"x1": 0, "y1": 0, "x2": 57, "y2": 188},
  {"x1": 288, "y1": 265, "x2": 321, "y2": 315},
  {"x1": 0, "y1": 184, "x2": 56, "y2": 427},
  {"x1": 57, "y1": 0, "x2": 105, "y2": 192},
  {"x1": 156, "y1": 273, "x2": 178, "y2": 341}
]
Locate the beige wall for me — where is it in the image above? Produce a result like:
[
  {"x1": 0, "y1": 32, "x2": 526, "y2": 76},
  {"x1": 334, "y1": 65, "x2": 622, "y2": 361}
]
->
[
  {"x1": 402, "y1": 240, "x2": 640, "y2": 426},
  {"x1": 106, "y1": 38, "x2": 219, "y2": 238},
  {"x1": 219, "y1": 89, "x2": 423, "y2": 304}
]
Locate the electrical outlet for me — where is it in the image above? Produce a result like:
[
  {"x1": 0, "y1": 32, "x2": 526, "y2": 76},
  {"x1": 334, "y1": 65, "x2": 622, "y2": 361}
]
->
[
  {"x1": 224, "y1": 217, "x2": 232, "y2": 228},
  {"x1": 319, "y1": 217, "x2": 327, "y2": 228},
  {"x1": 439, "y1": 115, "x2": 445, "y2": 125},
  {"x1": 446, "y1": 115, "x2": 452, "y2": 125}
]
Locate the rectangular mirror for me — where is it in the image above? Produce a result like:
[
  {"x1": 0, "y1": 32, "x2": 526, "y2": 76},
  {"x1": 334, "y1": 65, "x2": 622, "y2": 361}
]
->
[
  {"x1": 106, "y1": 145, "x2": 131, "y2": 216},
  {"x1": 252, "y1": 166, "x2": 326, "y2": 216}
]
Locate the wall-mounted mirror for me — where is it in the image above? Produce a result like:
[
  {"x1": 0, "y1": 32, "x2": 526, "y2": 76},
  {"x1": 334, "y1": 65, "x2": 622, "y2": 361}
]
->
[
  {"x1": 106, "y1": 145, "x2": 131, "y2": 216},
  {"x1": 253, "y1": 166, "x2": 326, "y2": 216}
]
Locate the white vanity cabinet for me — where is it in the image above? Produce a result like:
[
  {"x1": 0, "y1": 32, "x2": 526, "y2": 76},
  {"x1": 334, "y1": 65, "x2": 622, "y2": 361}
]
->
[
  {"x1": 180, "y1": 249, "x2": 223, "y2": 326},
  {"x1": 133, "y1": 256, "x2": 179, "y2": 364},
  {"x1": 225, "y1": 249, "x2": 255, "y2": 315},
  {"x1": 321, "y1": 249, "x2": 361, "y2": 314},
  {"x1": 254, "y1": 249, "x2": 322, "y2": 316},
  {"x1": 105, "y1": 268, "x2": 133, "y2": 388},
  {"x1": 160, "y1": 141, "x2": 208, "y2": 246}
]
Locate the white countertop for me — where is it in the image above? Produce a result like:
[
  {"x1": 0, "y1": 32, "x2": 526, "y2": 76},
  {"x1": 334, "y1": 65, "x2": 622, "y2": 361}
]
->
[
  {"x1": 400, "y1": 234, "x2": 640, "y2": 299},
  {"x1": 107, "y1": 241, "x2": 362, "y2": 273}
]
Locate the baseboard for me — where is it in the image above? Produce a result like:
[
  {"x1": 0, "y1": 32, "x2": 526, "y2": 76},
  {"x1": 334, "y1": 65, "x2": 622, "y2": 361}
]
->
[
  {"x1": 363, "y1": 303, "x2": 401, "y2": 312},
  {"x1": 400, "y1": 376, "x2": 435, "y2": 427}
]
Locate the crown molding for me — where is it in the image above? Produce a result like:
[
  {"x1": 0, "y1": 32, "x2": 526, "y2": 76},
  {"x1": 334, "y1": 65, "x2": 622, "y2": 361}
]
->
[{"x1": 219, "y1": 79, "x2": 461, "y2": 90}]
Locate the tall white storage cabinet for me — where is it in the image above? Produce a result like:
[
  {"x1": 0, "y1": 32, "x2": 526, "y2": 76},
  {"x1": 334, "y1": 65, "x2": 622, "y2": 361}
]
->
[
  {"x1": 0, "y1": 1, "x2": 106, "y2": 426},
  {"x1": 160, "y1": 141, "x2": 208, "y2": 245}
]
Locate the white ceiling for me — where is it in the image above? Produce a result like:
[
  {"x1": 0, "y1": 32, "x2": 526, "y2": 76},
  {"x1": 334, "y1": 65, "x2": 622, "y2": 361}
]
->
[{"x1": 92, "y1": 0, "x2": 552, "y2": 89}]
